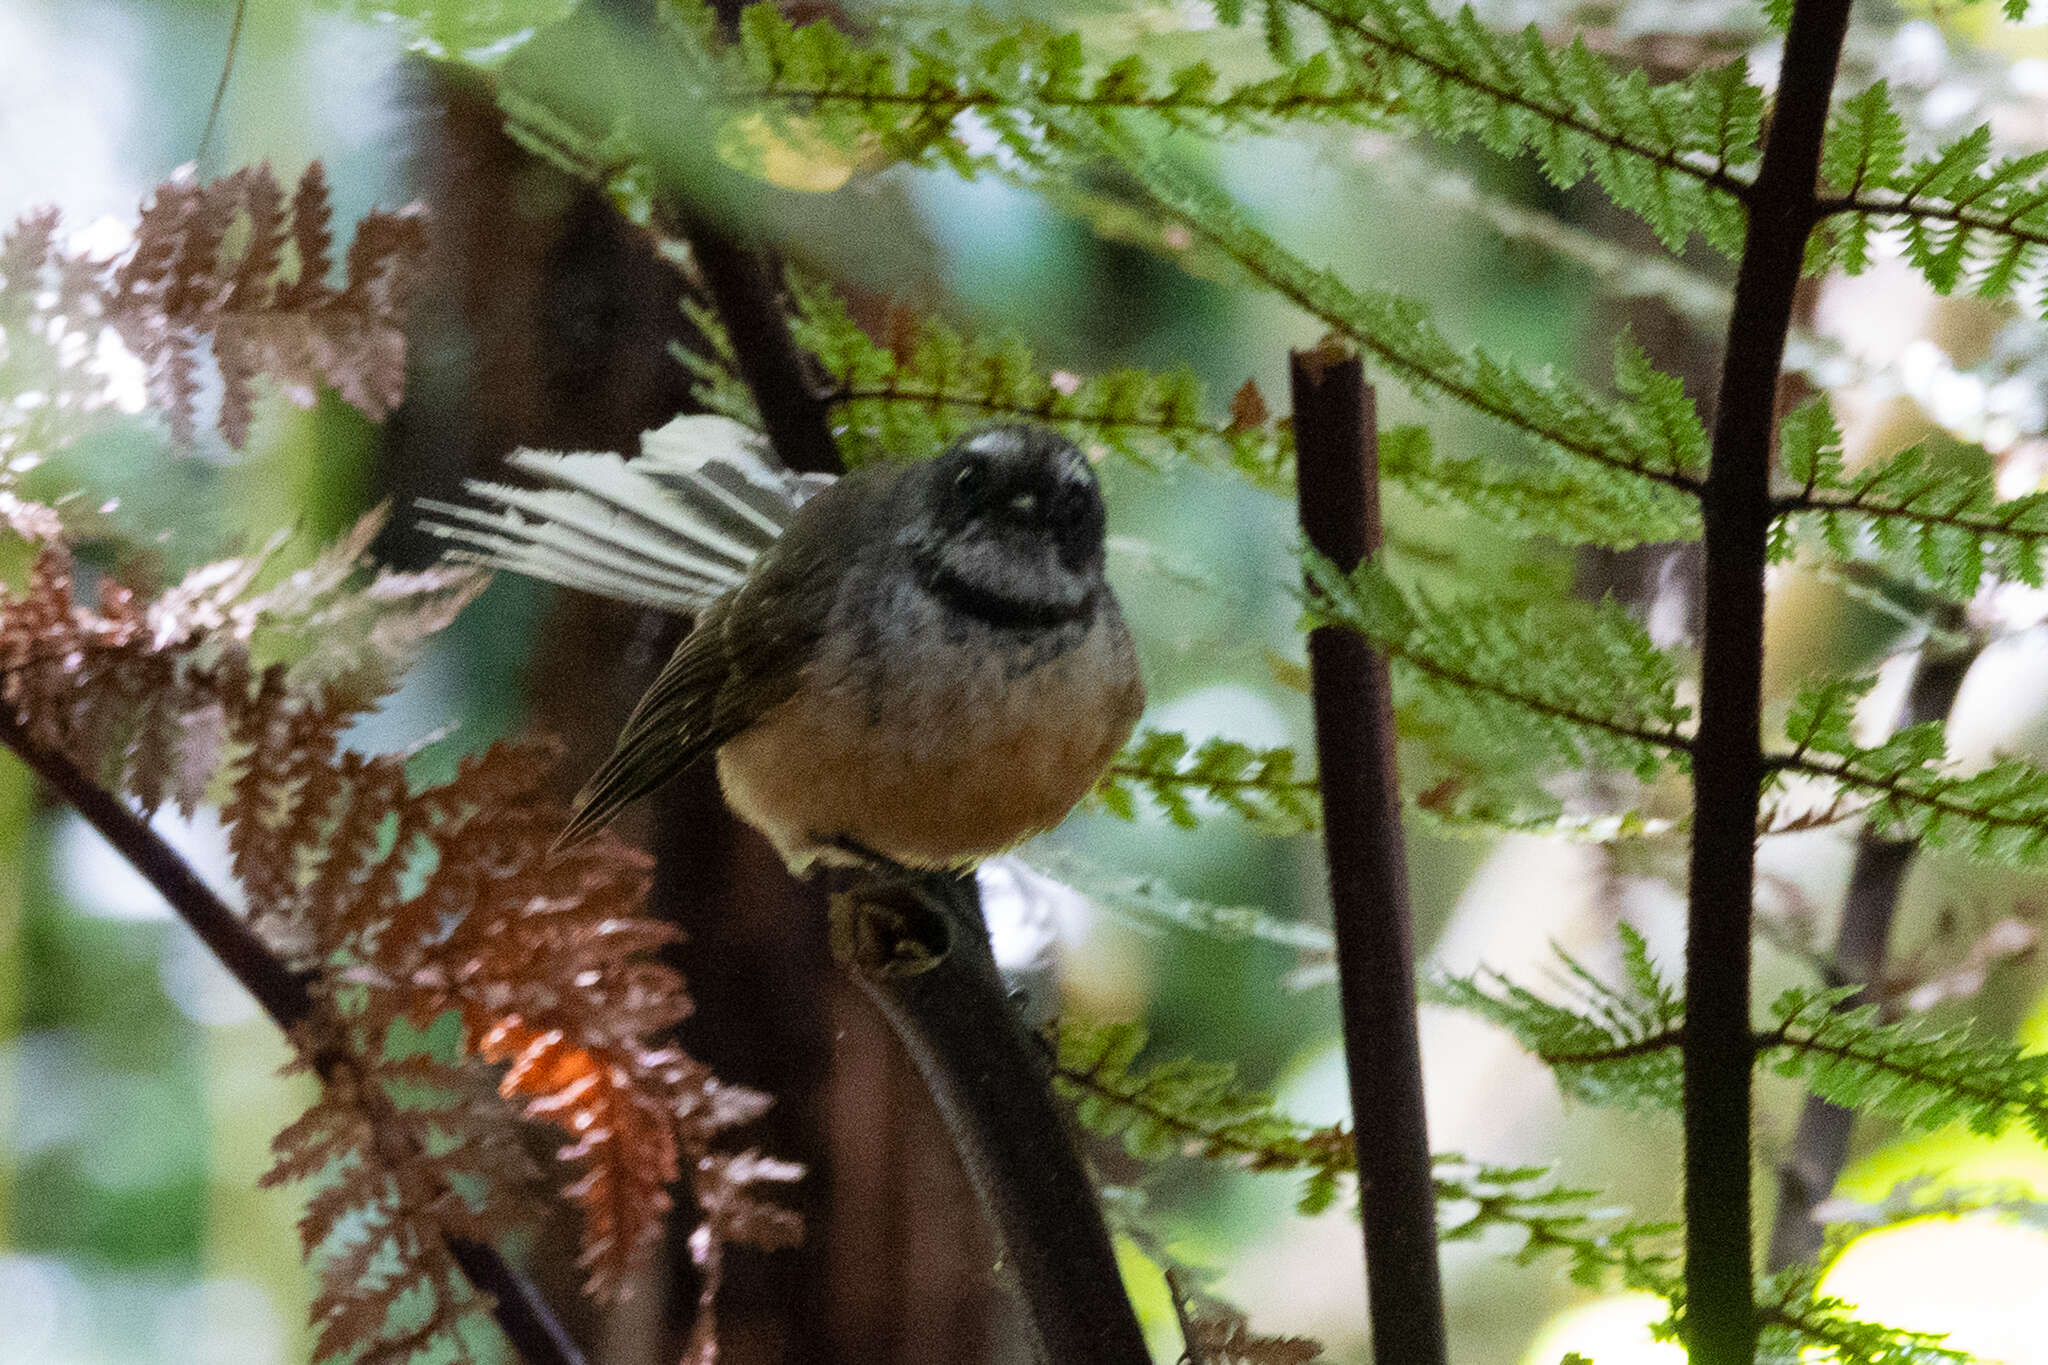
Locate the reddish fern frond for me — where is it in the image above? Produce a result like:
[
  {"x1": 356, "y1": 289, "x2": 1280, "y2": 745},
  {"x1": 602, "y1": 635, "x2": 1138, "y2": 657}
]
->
[
  {"x1": 0, "y1": 206, "x2": 117, "y2": 481},
  {"x1": 0, "y1": 496, "x2": 799, "y2": 1356},
  {"x1": 87, "y1": 162, "x2": 428, "y2": 447},
  {"x1": 1168, "y1": 1270, "x2": 1328, "y2": 1365}
]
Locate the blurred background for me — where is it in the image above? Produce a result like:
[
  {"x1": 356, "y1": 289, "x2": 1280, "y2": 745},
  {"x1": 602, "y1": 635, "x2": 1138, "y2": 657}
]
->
[{"x1": 7, "y1": 0, "x2": 2048, "y2": 1362}]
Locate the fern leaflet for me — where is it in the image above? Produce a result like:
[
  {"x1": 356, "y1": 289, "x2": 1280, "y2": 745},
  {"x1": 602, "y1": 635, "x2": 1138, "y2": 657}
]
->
[
  {"x1": 1243, "y1": 0, "x2": 1760, "y2": 252},
  {"x1": 1775, "y1": 396, "x2": 2048, "y2": 597}
]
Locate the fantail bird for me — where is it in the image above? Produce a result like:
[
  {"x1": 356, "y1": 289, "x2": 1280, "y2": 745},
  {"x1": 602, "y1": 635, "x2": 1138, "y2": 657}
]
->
[{"x1": 422, "y1": 419, "x2": 1144, "y2": 873}]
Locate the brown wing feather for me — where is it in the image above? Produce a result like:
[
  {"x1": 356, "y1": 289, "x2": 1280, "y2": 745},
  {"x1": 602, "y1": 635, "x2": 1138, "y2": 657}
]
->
[
  {"x1": 556, "y1": 597, "x2": 744, "y2": 847},
  {"x1": 555, "y1": 490, "x2": 850, "y2": 849}
]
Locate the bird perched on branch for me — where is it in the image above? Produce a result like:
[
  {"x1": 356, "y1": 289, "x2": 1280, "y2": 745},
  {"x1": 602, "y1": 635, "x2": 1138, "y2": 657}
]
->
[{"x1": 422, "y1": 419, "x2": 1144, "y2": 873}]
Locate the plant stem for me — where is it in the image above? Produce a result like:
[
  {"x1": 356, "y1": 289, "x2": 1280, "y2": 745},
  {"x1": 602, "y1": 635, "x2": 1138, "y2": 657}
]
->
[
  {"x1": 844, "y1": 873, "x2": 1153, "y2": 1365},
  {"x1": 1765, "y1": 615, "x2": 1978, "y2": 1270},
  {"x1": 0, "y1": 714, "x2": 588, "y2": 1365},
  {"x1": 1290, "y1": 345, "x2": 1449, "y2": 1365},
  {"x1": 1689, "y1": 0, "x2": 1853, "y2": 1358},
  {"x1": 682, "y1": 223, "x2": 840, "y2": 477}
]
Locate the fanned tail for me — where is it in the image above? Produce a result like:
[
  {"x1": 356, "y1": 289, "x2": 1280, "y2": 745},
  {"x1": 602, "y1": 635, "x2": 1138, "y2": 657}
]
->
[{"x1": 418, "y1": 415, "x2": 833, "y2": 614}]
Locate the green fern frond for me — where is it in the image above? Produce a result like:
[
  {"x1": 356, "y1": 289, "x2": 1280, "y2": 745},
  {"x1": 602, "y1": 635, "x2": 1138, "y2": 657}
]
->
[
  {"x1": 787, "y1": 276, "x2": 1292, "y2": 483},
  {"x1": 730, "y1": 274, "x2": 1698, "y2": 541},
  {"x1": 1234, "y1": 0, "x2": 1759, "y2": 252},
  {"x1": 1054, "y1": 1017, "x2": 1678, "y2": 1266},
  {"x1": 1096, "y1": 728, "x2": 1320, "y2": 833},
  {"x1": 1817, "y1": 87, "x2": 2048, "y2": 313},
  {"x1": 715, "y1": 0, "x2": 1408, "y2": 179},
  {"x1": 1434, "y1": 1153, "x2": 1678, "y2": 1290},
  {"x1": 1304, "y1": 554, "x2": 1693, "y2": 782},
  {"x1": 1764, "y1": 987, "x2": 2048, "y2": 1141},
  {"x1": 1407, "y1": 782, "x2": 1677, "y2": 843},
  {"x1": 1057, "y1": 119, "x2": 1713, "y2": 499},
  {"x1": 1382, "y1": 421, "x2": 1701, "y2": 549},
  {"x1": 1775, "y1": 396, "x2": 2048, "y2": 597},
  {"x1": 1052, "y1": 1017, "x2": 1353, "y2": 1213},
  {"x1": 1425, "y1": 927, "x2": 1686, "y2": 1109},
  {"x1": 1778, "y1": 678, "x2": 2048, "y2": 867},
  {"x1": 1758, "y1": 1266, "x2": 1976, "y2": 1365}
]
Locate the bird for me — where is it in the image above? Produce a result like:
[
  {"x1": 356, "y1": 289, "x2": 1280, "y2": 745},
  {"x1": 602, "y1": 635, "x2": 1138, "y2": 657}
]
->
[{"x1": 420, "y1": 418, "x2": 1145, "y2": 874}]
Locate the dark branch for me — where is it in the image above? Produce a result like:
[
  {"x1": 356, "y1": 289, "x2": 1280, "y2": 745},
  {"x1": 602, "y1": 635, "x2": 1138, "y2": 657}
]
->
[
  {"x1": 1685, "y1": 0, "x2": 1853, "y2": 1359},
  {"x1": 1292, "y1": 346, "x2": 1449, "y2": 1365},
  {"x1": 0, "y1": 712, "x2": 589, "y2": 1365},
  {"x1": 1767, "y1": 621, "x2": 1977, "y2": 1272},
  {"x1": 683, "y1": 225, "x2": 841, "y2": 477},
  {"x1": 842, "y1": 876, "x2": 1153, "y2": 1365}
]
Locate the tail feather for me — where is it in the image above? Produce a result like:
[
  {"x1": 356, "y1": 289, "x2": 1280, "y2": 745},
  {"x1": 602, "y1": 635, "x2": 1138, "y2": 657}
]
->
[{"x1": 417, "y1": 415, "x2": 830, "y2": 615}]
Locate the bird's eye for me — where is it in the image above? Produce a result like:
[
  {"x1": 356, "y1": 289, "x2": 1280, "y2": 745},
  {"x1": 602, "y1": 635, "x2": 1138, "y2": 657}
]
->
[{"x1": 954, "y1": 461, "x2": 987, "y2": 502}]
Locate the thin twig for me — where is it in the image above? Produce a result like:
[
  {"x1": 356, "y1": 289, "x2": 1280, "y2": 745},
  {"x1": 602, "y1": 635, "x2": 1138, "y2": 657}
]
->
[
  {"x1": 195, "y1": 0, "x2": 247, "y2": 168},
  {"x1": 0, "y1": 712, "x2": 588, "y2": 1365},
  {"x1": 1685, "y1": 0, "x2": 1854, "y2": 1357},
  {"x1": 1291, "y1": 344, "x2": 1449, "y2": 1365},
  {"x1": 1767, "y1": 618, "x2": 1981, "y2": 1269}
]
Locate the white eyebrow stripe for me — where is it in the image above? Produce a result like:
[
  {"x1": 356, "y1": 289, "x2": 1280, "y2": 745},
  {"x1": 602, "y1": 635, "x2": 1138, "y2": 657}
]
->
[{"x1": 965, "y1": 430, "x2": 1024, "y2": 456}]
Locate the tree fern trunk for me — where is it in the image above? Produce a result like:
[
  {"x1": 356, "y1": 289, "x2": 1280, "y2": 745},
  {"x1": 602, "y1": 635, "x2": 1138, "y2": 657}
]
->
[
  {"x1": 1291, "y1": 348, "x2": 1450, "y2": 1365},
  {"x1": 1689, "y1": 0, "x2": 1854, "y2": 1358}
]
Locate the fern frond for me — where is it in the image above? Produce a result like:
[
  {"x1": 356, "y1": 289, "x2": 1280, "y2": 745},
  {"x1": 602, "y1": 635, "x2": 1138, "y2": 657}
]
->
[
  {"x1": 1777, "y1": 678, "x2": 2048, "y2": 867},
  {"x1": 1763, "y1": 987, "x2": 2048, "y2": 1141},
  {"x1": 1774, "y1": 396, "x2": 2048, "y2": 597},
  {"x1": 1026, "y1": 853, "x2": 1336, "y2": 955},
  {"x1": 1170, "y1": 1272, "x2": 1329, "y2": 1365},
  {"x1": 107, "y1": 163, "x2": 428, "y2": 446},
  {"x1": 1057, "y1": 119, "x2": 1712, "y2": 500},
  {"x1": 0, "y1": 500, "x2": 800, "y2": 1352},
  {"x1": 1095, "y1": 728, "x2": 1320, "y2": 833},
  {"x1": 1, "y1": 208, "x2": 122, "y2": 465},
  {"x1": 1054, "y1": 1018, "x2": 1678, "y2": 1283},
  {"x1": 1817, "y1": 86, "x2": 2048, "y2": 314},
  {"x1": 1382, "y1": 420, "x2": 1701, "y2": 549},
  {"x1": 751, "y1": 277, "x2": 1698, "y2": 543},
  {"x1": 1239, "y1": 0, "x2": 1759, "y2": 252},
  {"x1": 726, "y1": 0, "x2": 1400, "y2": 170},
  {"x1": 777, "y1": 275, "x2": 1292, "y2": 485},
  {"x1": 1054, "y1": 1017, "x2": 1357, "y2": 1212},
  {"x1": 1433, "y1": 1153, "x2": 1678, "y2": 1290},
  {"x1": 1305, "y1": 554, "x2": 1693, "y2": 782},
  {"x1": 1426, "y1": 926, "x2": 1685, "y2": 1109},
  {"x1": 1758, "y1": 1265, "x2": 1975, "y2": 1365},
  {"x1": 264, "y1": 1043, "x2": 526, "y2": 1365}
]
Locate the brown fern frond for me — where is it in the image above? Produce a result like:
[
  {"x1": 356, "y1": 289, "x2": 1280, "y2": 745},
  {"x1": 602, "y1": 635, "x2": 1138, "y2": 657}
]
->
[
  {"x1": 285, "y1": 162, "x2": 335, "y2": 309},
  {"x1": 98, "y1": 162, "x2": 427, "y2": 446},
  {"x1": 1168, "y1": 1270, "x2": 1327, "y2": 1365},
  {"x1": 2, "y1": 207, "x2": 117, "y2": 463},
  {"x1": 0, "y1": 495, "x2": 797, "y2": 1355}
]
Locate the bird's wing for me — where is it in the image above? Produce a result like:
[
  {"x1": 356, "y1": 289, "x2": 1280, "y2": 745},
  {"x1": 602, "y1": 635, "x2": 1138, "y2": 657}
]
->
[
  {"x1": 418, "y1": 415, "x2": 834, "y2": 615},
  {"x1": 554, "y1": 508, "x2": 844, "y2": 846},
  {"x1": 555, "y1": 595, "x2": 747, "y2": 847}
]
